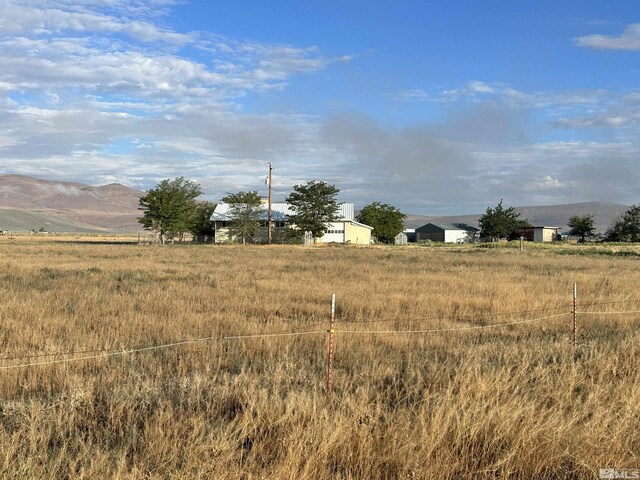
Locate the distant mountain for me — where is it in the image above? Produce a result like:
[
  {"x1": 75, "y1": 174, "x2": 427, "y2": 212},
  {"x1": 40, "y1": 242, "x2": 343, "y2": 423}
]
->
[
  {"x1": 0, "y1": 174, "x2": 143, "y2": 232},
  {"x1": 405, "y1": 201, "x2": 629, "y2": 234}
]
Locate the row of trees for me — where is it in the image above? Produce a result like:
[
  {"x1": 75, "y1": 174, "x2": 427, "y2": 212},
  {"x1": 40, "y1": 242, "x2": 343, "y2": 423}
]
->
[
  {"x1": 477, "y1": 199, "x2": 601, "y2": 242},
  {"x1": 566, "y1": 208, "x2": 640, "y2": 243},
  {"x1": 479, "y1": 199, "x2": 640, "y2": 243},
  {"x1": 140, "y1": 178, "x2": 640, "y2": 245},
  {"x1": 138, "y1": 177, "x2": 407, "y2": 244}
]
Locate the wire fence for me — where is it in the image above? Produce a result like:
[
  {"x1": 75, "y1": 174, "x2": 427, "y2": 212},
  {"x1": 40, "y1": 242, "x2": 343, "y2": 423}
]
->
[{"x1": 2, "y1": 298, "x2": 640, "y2": 371}]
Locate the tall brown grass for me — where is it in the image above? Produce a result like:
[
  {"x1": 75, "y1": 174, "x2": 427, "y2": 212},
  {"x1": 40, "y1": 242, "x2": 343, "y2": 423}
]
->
[{"x1": 0, "y1": 238, "x2": 639, "y2": 478}]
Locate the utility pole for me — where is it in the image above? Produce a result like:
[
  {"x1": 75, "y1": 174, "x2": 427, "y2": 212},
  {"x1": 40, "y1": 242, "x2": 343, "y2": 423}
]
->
[{"x1": 267, "y1": 162, "x2": 273, "y2": 244}]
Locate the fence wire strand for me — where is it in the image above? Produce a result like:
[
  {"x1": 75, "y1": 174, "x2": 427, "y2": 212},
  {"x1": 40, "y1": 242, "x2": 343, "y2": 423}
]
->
[
  {"x1": 1, "y1": 347, "x2": 110, "y2": 362},
  {"x1": 338, "y1": 305, "x2": 572, "y2": 325},
  {"x1": 223, "y1": 330, "x2": 327, "y2": 340},
  {"x1": 0, "y1": 336, "x2": 221, "y2": 370},
  {"x1": 334, "y1": 312, "x2": 571, "y2": 335},
  {"x1": 0, "y1": 321, "x2": 328, "y2": 362},
  {"x1": 577, "y1": 310, "x2": 640, "y2": 316},
  {"x1": 577, "y1": 299, "x2": 640, "y2": 308},
  {"x1": 4, "y1": 302, "x2": 640, "y2": 370}
]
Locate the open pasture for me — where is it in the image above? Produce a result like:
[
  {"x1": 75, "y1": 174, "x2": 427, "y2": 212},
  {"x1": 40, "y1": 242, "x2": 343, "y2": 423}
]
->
[{"x1": 0, "y1": 239, "x2": 639, "y2": 479}]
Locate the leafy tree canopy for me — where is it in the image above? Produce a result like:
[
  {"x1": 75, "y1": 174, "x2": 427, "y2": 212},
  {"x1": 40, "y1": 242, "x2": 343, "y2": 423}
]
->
[
  {"x1": 478, "y1": 199, "x2": 529, "y2": 241},
  {"x1": 221, "y1": 190, "x2": 262, "y2": 244},
  {"x1": 606, "y1": 205, "x2": 640, "y2": 242},
  {"x1": 285, "y1": 181, "x2": 340, "y2": 239},
  {"x1": 281, "y1": 227, "x2": 304, "y2": 244},
  {"x1": 568, "y1": 214, "x2": 595, "y2": 242},
  {"x1": 138, "y1": 177, "x2": 202, "y2": 243},
  {"x1": 356, "y1": 202, "x2": 406, "y2": 244},
  {"x1": 190, "y1": 200, "x2": 217, "y2": 238}
]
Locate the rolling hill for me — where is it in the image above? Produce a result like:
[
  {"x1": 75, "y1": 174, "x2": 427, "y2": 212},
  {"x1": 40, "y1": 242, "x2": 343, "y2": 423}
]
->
[{"x1": 0, "y1": 174, "x2": 144, "y2": 232}]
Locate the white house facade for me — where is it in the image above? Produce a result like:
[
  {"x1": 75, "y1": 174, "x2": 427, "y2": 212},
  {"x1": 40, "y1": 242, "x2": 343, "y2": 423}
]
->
[{"x1": 210, "y1": 202, "x2": 372, "y2": 245}]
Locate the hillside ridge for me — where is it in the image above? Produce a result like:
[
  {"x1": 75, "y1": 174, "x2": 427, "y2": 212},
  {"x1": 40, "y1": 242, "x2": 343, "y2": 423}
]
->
[{"x1": 0, "y1": 174, "x2": 143, "y2": 232}]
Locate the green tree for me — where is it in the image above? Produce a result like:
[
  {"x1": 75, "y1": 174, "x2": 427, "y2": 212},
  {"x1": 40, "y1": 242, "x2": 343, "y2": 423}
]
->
[
  {"x1": 138, "y1": 177, "x2": 202, "y2": 244},
  {"x1": 189, "y1": 200, "x2": 216, "y2": 241},
  {"x1": 285, "y1": 180, "x2": 340, "y2": 239},
  {"x1": 221, "y1": 191, "x2": 262, "y2": 245},
  {"x1": 356, "y1": 202, "x2": 406, "y2": 244},
  {"x1": 606, "y1": 205, "x2": 640, "y2": 242},
  {"x1": 281, "y1": 227, "x2": 304, "y2": 244},
  {"x1": 567, "y1": 214, "x2": 595, "y2": 243},
  {"x1": 478, "y1": 199, "x2": 529, "y2": 241}
]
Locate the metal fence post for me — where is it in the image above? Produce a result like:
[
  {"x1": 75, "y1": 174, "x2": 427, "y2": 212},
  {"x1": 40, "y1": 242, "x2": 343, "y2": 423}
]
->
[
  {"x1": 327, "y1": 293, "x2": 335, "y2": 392},
  {"x1": 573, "y1": 282, "x2": 577, "y2": 361}
]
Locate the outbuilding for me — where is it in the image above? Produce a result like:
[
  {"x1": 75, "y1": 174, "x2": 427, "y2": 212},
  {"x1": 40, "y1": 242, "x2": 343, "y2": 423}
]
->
[
  {"x1": 415, "y1": 223, "x2": 479, "y2": 243},
  {"x1": 518, "y1": 226, "x2": 560, "y2": 242}
]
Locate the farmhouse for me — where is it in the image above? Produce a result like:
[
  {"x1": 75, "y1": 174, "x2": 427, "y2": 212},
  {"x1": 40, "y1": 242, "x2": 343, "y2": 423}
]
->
[
  {"x1": 211, "y1": 202, "x2": 373, "y2": 244},
  {"x1": 518, "y1": 226, "x2": 560, "y2": 242},
  {"x1": 415, "y1": 223, "x2": 479, "y2": 243}
]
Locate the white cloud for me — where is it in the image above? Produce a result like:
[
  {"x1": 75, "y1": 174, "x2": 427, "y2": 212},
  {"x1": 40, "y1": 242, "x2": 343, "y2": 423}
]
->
[
  {"x1": 1, "y1": 1, "x2": 639, "y2": 214},
  {"x1": 523, "y1": 175, "x2": 566, "y2": 192},
  {"x1": 576, "y1": 23, "x2": 640, "y2": 50},
  {"x1": 388, "y1": 89, "x2": 430, "y2": 102},
  {"x1": 468, "y1": 81, "x2": 494, "y2": 94},
  {"x1": 35, "y1": 183, "x2": 92, "y2": 197},
  {"x1": 0, "y1": 0, "x2": 191, "y2": 44},
  {"x1": 553, "y1": 114, "x2": 638, "y2": 129}
]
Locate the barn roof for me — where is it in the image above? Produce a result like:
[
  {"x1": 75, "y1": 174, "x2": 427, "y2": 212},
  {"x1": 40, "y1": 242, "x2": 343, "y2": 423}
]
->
[{"x1": 415, "y1": 222, "x2": 479, "y2": 233}]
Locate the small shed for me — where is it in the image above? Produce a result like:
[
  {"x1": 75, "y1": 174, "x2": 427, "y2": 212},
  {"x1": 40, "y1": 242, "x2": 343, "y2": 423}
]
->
[
  {"x1": 518, "y1": 226, "x2": 559, "y2": 243},
  {"x1": 394, "y1": 232, "x2": 408, "y2": 245}
]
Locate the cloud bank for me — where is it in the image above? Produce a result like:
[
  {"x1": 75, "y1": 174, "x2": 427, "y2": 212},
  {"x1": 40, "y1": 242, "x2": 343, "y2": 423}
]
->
[{"x1": 0, "y1": 2, "x2": 639, "y2": 214}]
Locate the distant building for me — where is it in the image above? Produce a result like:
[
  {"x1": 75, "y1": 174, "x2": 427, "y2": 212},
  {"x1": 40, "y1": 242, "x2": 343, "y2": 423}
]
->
[
  {"x1": 517, "y1": 226, "x2": 560, "y2": 242},
  {"x1": 415, "y1": 223, "x2": 479, "y2": 243},
  {"x1": 403, "y1": 229, "x2": 416, "y2": 243},
  {"x1": 210, "y1": 202, "x2": 372, "y2": 245}
]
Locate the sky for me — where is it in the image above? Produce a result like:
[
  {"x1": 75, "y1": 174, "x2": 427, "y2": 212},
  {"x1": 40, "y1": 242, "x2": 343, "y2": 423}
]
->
[{"x1": 1, "y1": 0, "x2": 640, "y2": 214}]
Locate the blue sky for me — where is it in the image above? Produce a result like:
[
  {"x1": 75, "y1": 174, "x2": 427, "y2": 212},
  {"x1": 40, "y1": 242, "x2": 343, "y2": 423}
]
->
[{"x1": 1, "y1": 0, "x2": 640, "y2": 214}]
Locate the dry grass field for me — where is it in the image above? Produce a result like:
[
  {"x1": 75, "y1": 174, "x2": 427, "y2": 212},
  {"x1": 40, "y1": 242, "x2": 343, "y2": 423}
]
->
[{"x1": 0, "y1": 238, "x2": 639, "y2": 479}]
